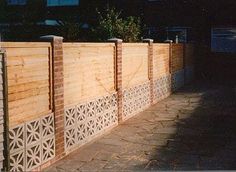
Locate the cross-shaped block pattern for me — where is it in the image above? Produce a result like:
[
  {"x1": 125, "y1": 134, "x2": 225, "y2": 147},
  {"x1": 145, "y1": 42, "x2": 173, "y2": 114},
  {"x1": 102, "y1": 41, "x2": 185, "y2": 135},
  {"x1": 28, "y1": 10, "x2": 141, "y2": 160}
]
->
[{"x1": 9, "y1": 113, "x2": 55, "y2": 171}]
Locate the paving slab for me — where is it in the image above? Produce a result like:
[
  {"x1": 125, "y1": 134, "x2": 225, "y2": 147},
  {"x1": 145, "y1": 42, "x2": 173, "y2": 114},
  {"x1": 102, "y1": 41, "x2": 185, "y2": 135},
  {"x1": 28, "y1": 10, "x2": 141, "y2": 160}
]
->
[{"x1": 44, "y1": 82, "x2": 236, "y2": 171}]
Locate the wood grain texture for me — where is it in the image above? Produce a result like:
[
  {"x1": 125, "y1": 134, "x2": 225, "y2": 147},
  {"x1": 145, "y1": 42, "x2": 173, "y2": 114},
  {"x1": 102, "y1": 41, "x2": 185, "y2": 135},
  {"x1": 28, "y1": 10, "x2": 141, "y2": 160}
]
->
[
  {"x1": 172, "y1": 44, "x2": 184, "y2": 72},
  {"x1": 153, "y1": 44, "x2": 170, "y2": 79},
  {"x1": 1, "y1": 42, "x2": 51, "y2": 48},
  {"x1": 122, "y1": 43, "x2": 149, "y2": 89},
  {"x1": 63, "y1": 43, "x2": 116, "y2": 107},
  {"x1": 3, "y1": 43, "x2": 51, "y2": 127}
]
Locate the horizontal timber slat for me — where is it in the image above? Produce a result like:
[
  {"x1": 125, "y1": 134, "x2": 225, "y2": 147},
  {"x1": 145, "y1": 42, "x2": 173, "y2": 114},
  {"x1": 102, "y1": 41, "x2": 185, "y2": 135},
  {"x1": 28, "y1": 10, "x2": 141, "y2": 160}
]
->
[
  {"x1": 4, "y1": 42, "x2": 51, "y2": 127},
  {"x1": 153, "y1": 44, "x2": 170, "y2": 79},
  {"x1": 122, "y1": 43, "x2": 149, "y2": 88},
  {"x1": 63, "y1": 43, "x2": 116, "y2": 106}
]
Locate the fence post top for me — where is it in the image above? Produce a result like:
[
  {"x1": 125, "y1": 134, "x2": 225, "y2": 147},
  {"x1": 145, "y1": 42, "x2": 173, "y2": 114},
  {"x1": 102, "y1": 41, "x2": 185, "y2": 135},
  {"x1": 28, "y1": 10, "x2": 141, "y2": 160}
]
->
[
  {"x1": 40, "y1": 35, "x2": 63, "y2": 41},
  {"x1": 164, "y1": 39, "x2": 173, "y2": 43},
  {"x1": 142, "y1": 38, "x2": 154, "y2": 43},
  {"x1": 108, "y1": 38, "x2": 123, "y2": 43}
]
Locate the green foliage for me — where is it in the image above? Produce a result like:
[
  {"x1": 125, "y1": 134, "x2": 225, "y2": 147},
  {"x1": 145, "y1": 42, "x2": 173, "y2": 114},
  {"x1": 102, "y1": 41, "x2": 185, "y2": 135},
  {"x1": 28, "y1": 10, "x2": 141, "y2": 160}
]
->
[
  {"x1": 118, "y1": 16, "x2": 141, "y2": 42},
  {"x1": 57, "y1": 20, "x2": 82, "y2": 41},
  {"x1": 91, "y1": 8, "x2": 122, "y2": 41},
  {"x1": 92, "y1": 7, "x2": 141, "y2": 42}
]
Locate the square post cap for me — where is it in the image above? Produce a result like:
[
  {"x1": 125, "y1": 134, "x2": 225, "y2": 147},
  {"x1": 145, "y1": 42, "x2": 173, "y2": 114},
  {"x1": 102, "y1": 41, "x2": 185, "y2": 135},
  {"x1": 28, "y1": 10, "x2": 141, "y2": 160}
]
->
[
  {"x1": 108, "y1": 38, "x2": 123, "y2": 43},
  {"x1": 142, "y1": 39, "x2": 154, "y2": 43},
  {"x1": 40, "y1": 35, "x2": 63, "y2": 41},
  {"x1": 164, "y1": 39, "x2": 173, "y2": 43}
]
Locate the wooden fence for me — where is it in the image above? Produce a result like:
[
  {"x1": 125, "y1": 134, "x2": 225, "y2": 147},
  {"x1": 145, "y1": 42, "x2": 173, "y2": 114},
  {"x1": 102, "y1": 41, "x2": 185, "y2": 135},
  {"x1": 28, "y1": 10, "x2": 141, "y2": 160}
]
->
[
  {"x1": 3, "y1": 42, "x2": 52, "y2": 127},
  {"x1": 63, "y1": 43, "x2": 118, "y2": 152},
  {"x1": 2, "y1": 42, "x2": 54, "y2": 171},
  {"x1": 0, "y1": 38, "x2": 195, "y2": 171}
]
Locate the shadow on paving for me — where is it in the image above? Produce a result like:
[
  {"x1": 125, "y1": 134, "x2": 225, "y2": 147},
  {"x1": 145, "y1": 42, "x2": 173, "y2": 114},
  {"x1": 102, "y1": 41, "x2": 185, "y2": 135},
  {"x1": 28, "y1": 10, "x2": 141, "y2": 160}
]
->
[
  {"x1": 44, "y1": 81, "x2": 236, "y2": 172},
  {"x1": 135, "y1": 82, "x2": 236, "y2": 170}
]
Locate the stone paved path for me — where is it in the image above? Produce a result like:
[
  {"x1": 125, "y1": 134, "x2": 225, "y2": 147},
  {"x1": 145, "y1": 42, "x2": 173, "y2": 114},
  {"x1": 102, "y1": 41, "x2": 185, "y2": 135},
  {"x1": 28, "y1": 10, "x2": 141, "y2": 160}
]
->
[{"x1": 44, "y1": 82, "x2": 236, "y2": 171}]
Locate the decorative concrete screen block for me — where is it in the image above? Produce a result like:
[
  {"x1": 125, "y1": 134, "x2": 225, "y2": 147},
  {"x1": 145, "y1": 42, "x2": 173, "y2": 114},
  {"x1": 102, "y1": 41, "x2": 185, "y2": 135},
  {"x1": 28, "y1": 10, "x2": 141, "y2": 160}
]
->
[
  {"x1": 26, "y1": 143, "x2": 41, "y2": 170},
  {"x1": 64, "y1": 93, "x2": 118, "y2": 152},
  {"x1": 153, "y1": 75, "x2": 171, "y2": 103},
  {"x1": 172, "y1": 69, "x2": 185, "y2": 92},
  {"x1": 10, "y1": 150, "x2": 25, "y2": 172},
  {"x1": 9, "y1": 124, "x2": 24, "y2": 154},
  {"x1": 42, "y1": 137, "x2": 55, "y2": 164},
  {"x1": 26, "y1": 119, "x2": 41, "y2": 147},
  {"x1": 185, "y1": 66, "x2": 194, "y2": 84},
  {"x1": 9, "y1": 113, "x2": 55, "y2": 171},
  {"x1": 123, "y1": 81, "x2": 151, "y2": 120}
]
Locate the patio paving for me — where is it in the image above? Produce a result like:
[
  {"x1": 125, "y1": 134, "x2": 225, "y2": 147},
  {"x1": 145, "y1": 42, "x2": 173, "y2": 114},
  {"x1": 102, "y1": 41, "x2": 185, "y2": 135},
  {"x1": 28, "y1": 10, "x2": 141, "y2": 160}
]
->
[{"x1": 44, "y1": 82, "x2": 236, "y2": 171}]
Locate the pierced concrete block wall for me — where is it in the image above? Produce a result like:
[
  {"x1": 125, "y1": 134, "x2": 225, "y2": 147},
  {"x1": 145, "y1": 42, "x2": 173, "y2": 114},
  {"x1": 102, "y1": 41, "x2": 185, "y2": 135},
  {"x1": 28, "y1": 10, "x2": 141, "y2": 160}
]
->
[
  {"x1": 9, "y1": 113, "x2": 55, "y2": 171},
  {"x1": 64, "y1": 93, "x2": 118, "y2": 152},
  {"x1": 153, "y1": 75, "x2": 171, "y2": 103}
]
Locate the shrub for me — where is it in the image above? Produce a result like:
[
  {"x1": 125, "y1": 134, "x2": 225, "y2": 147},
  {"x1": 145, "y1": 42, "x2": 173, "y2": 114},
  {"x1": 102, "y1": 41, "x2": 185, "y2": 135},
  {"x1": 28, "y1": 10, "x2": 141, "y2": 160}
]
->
[
  {"x1": 57, "y1": 20, "x2": 82, "y2": 41},
  {"x1": 119, "y1": 16, "x2": 141, "y2": 42},
  {"x1": 92, "y1": 7, "x2": 141, "y2": 42}
]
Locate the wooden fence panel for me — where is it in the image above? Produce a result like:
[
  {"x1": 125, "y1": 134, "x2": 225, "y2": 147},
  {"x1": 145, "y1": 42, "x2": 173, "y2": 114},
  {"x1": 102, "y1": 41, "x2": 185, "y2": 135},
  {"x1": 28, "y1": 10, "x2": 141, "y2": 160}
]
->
[
  {"x1": 172, "y1": 44, "x2": 184, "y2": 72},
  {"x1": 153, "y1": 44, "x2": 170, "y2": 79},
  {"x1": 63, "y1": 43, "x2": 116, "y2": 107},
  {"x1": 2, "y1": 42, "x2": 52, "y2": 127},
  {"x1": 122, "y1": 43, "x2": 149, "y2": 89}
]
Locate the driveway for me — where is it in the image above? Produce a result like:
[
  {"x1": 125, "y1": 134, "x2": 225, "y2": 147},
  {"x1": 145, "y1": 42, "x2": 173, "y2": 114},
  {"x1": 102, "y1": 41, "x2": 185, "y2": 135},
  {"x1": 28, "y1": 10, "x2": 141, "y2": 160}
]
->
[{"x1": 44, "y1": 82, "x2": 236, "y2": 171}]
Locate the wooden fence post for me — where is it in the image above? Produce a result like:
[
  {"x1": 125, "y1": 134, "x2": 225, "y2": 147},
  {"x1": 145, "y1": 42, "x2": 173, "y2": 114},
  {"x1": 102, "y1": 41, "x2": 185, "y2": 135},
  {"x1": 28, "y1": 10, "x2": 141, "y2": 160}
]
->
[
  {"x1": 143, "y1": 39, "x2": 154, "y2": 105},
  {"x1": 40, "y1": 35, "x2": 65, "y2": 160},
  {"x1": 108, "y1": 38, "x2": 123, "y2": 123},
  {"x1": 0, "y1": 49, "x2": 9, "y2": 171}
]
